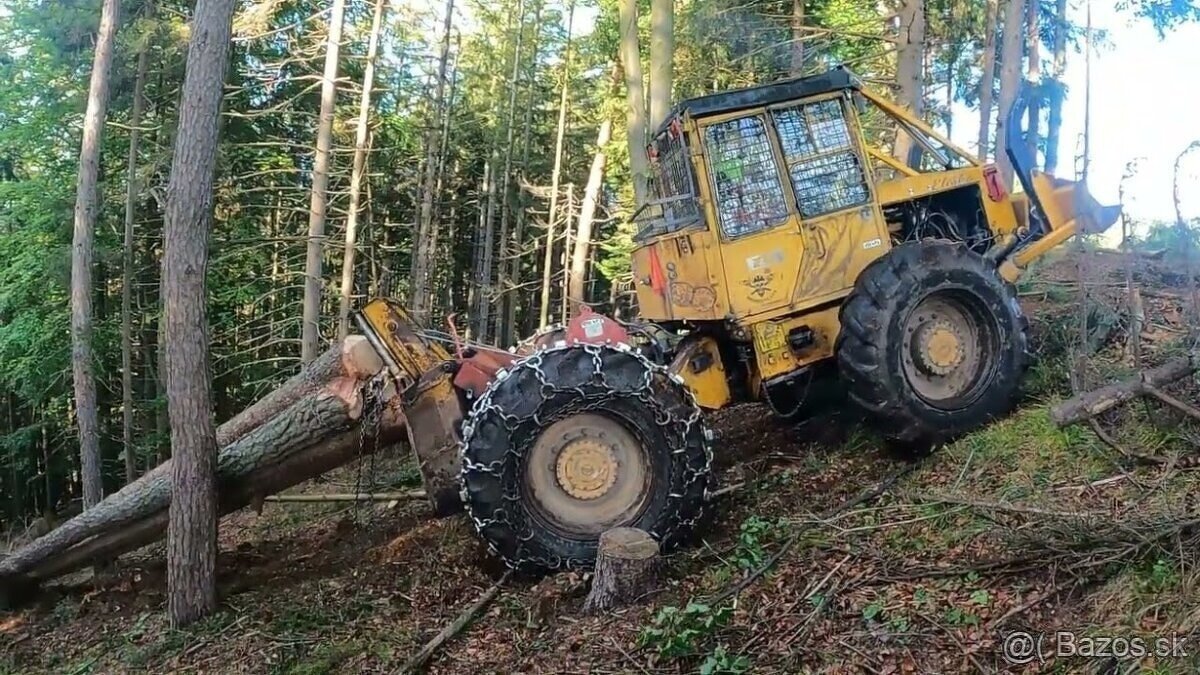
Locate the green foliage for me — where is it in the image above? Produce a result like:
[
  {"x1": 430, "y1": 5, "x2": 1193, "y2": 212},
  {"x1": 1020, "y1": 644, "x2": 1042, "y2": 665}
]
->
[
  {"x1": 638, "y1": 601, "x2": 733, "y2": 659},
  {"x1": 1136, "y1": 557, "x2": 1179, "y2": 595},
  {"x1": 698, "y1": 645, "x2": 751, "y2": 675},
  {"x1": 733, "y1": 514, "x2": 787, "y2": 570}
]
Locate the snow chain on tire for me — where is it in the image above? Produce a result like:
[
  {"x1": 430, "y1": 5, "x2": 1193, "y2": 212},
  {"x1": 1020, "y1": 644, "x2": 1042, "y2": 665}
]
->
[{"x1": 459, "y1": 342, "x2": 714, "y2": 572}]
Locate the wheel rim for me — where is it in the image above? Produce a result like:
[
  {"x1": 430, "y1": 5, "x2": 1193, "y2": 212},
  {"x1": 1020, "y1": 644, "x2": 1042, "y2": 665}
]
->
[
  {"x1": 523, "y1": 412, "x2": 651, "y2": 538},
  {"x1": 900, "y1": 291, "x2": 999, "y2": 409}
]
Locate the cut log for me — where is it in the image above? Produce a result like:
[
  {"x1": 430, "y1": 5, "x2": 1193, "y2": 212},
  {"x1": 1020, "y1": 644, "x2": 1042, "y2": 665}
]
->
[
  {"x1": 1049, "y1": 356, "x2": 1197, "y2": 427},
  {"x1": 0, "y1": 338, "x2": 399, "y2": 593},
  {"x1": 583, "y1": 527, "x2": 660, "y2": 614}
]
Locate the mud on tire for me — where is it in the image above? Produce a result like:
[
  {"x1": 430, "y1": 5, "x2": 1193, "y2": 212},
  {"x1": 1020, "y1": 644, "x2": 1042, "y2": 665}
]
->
[
  {"x1": 835, "y1": 240, "x2": 1030, "y2": 443},
  {"x1": 459, "y1": 344, "x2": 713, "y2": 572}
]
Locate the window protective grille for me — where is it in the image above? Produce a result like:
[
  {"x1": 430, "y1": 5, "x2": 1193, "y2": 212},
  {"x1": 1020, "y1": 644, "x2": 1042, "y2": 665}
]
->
[
  {"x1": 703, "y1": 116, "x2": 789, "y2": 238},
  {"x1": 635, "y1": 124, "x2": 702, "y2": 241},
  {"x1": 772, "y1": 99, "x2": 871, "y2": 218}
]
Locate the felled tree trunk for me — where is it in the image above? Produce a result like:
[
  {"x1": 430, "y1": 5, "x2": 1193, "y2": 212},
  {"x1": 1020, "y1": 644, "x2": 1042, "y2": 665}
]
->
[
  {"x1": 0, "y1": 337, "x2": 401, "y2": 595},
  {"x1": 583, "y1": 528, "x2": 660, "y2": 614},
  {"x1": 1050, "y1": 356, "x2": 1197, "y2": 427}
]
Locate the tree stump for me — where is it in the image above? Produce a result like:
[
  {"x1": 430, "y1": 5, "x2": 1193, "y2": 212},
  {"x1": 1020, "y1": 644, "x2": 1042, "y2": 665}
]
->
[{"x1": 583, "y1": 527, "x2": 660, "y2": 614}]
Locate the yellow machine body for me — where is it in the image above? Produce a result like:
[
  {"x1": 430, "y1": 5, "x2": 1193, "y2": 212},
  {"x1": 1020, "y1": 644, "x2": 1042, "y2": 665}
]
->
[{"x1": 629, "y1": 69, "x2": 1117, "y2": 407}]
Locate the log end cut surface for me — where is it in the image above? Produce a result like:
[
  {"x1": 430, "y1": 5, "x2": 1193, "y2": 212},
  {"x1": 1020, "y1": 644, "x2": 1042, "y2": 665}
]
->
[{"x1": 598, "y1": 527, "x2": 659, "y2": 560}]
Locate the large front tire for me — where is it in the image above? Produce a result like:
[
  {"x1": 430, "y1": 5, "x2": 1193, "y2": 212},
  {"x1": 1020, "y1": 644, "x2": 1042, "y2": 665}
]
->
[
  {"x1": 459, "y1": 344, "x2": 712, "y2": 572},
  {"x1": 836, "y1": 240, "x2": 1029, "y2": 443}
]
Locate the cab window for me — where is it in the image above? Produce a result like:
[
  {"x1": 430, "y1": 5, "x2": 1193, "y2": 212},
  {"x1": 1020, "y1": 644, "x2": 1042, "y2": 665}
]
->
[
  {"x1": 771, "y1": 99, "x2": 870, "y2": 218},
  {"x1": 703, "y1": 116, "x2": 789, "y2": 239}
]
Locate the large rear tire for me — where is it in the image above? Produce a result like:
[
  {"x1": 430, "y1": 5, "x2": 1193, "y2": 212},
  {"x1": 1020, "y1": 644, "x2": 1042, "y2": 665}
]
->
[
  {"x1": 459, "y1": 344, "x2": 712, "y2": 572},
  {"x1": 836, "y1": 240, "x2": 1029, "y2": 443}
]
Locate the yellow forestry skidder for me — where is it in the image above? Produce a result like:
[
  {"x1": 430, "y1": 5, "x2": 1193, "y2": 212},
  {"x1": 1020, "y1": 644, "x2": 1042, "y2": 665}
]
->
[{"x1": 358, "y1": 67, "x2": 1119, "y2": 571}]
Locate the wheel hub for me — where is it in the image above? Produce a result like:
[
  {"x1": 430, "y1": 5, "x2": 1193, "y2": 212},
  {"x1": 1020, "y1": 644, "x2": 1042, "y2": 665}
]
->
[
  {"x1": 524, "y1": 413, "x2": 651, "y2": 536},
  {"x1": 901, "y1": 293, "x2": 992, "y2": 408},
  {"x1": 555, "y1": 439, "x2": 619, "y2": 500},
  {"x1": 914, "y1": 320, "x2": 965, "y2": 375}
]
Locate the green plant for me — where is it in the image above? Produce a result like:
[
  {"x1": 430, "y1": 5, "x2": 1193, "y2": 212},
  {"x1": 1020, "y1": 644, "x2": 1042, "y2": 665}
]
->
[
  {"x1": 1137, "y1": 557, "x2": 1178, "y2": 595},
  {"x1": 733, "y1": 515, "x2": 786, "y2": 570},
  {"x1": 638, "y1": 602, "x2": 733, "y2": 659},
  {"x1": 699, "y1": 645, "x2": 750, "y2": 674},
  {"x1": 943, "y1": 605, "x2": 980, "y2": 626},
  {"x1": 862, "y1": 600, "x2": 884, "y2": 621},
  {"x1": 969, "y1": 589, "x2": 991, "y2": 606}
]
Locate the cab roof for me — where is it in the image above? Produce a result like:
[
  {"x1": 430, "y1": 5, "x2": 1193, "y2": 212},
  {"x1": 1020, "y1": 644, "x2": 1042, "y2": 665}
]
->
[{"x1": 656, "y1": 67, "x2": 862, "y2": 136}]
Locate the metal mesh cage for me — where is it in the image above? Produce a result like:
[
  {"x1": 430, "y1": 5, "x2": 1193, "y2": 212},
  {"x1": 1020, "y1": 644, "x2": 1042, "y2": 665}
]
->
[
  {"x1": 772, "y1": 99, "x2": 870, "y2": 218},
  {"x1": 636, "y1": 122, "x2": 702, "y2": 241},
  {"x1": 704, "y1": 116, "x2": 789, "y2": 238}
]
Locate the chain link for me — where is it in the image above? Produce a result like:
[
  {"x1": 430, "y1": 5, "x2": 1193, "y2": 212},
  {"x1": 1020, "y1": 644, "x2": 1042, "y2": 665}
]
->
[
  {"x1": 458, "y1": 341, "x2": 714, "y2": 571},
  {"x1": 352, "y1": 372, "x2": 389, "y2": 520}
]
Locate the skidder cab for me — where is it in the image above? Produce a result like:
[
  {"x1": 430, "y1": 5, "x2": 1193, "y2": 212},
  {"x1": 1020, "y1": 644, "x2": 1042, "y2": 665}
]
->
[{"x1": 355, "y1": 68, "x2": 1117, "y2": 573}]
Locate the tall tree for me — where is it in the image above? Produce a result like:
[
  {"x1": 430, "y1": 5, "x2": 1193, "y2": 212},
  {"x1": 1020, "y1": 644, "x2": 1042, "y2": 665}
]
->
[
  {"x1": 618, "y1": 0, "x2": 650, "y2": 205},
  {"x1": 995, "y1": 0, "x2": 1026, "y2": 187},
  {"x1": 122, "y1": 33, "x2": 150, "y2": 485},
  {"x1": 539, "y1": 0, "x2": 574, "y2": 328},
  {"x1": 648, "y1": 0, "x2": 673, "y2": 131},
  {"x1": 337, "y1": 0, "x2": 387, "y2": 340},
  {"x1": 1025, "y1": 0, "x2": 1041, "y2": 165},
  {"x1": 71, "y1": 0, "x2": 121, "y2": 510},
  {"x1": 410, "y1": 0, "x2": 455, "y2": 323},
  {"x1": 568, "y1": 120, "x2": 612, "y2": 308},
  {"x1": 301, "y1": 0, "x2": 347, "y2": 363},
  {"x1": 893, "y1": 0, "x2": 926, "y2": 164},
  {"x1": 790, "y1": 0, "x2": 806, "y2": 76},
  {"x1": 162, "y1": 0, "x2": 239, "y2": 628},
  {"x1": 1044, "y1": 0, "x2": 1068, "y2": 173},
  {"x1": 494, "y1": 0, "x2": 527, "y2": 344},
  {"x1": 977, "y1": 0, "x2": 1000, "y2": 160}
]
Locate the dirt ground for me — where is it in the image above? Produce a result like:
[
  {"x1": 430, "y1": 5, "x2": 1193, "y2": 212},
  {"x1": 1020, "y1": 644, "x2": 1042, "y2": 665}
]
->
[{"x1": 4, "y1": 247, "x2": 1200, "y2": 674}]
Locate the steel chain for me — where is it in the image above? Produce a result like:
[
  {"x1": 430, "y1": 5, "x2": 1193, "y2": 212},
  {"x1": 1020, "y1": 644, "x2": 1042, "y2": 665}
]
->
[
  {"x1": 459, "y1": 341, "x2": 714, "y2": 571},
  {"x1": 352, "y1": 372, "x2": 389, "y2": 520}
]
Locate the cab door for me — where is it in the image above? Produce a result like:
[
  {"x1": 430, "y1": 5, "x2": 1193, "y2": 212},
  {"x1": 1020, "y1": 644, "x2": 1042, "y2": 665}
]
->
[
  {"x1": 768, "y1": 96, "x2": 891, "y2": 305},
  {"x1": 696, "y1": 113, "x2": 807, "y2": 319}
]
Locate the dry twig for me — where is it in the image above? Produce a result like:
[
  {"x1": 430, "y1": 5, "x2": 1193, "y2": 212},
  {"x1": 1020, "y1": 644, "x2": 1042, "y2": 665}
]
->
[{"x1": 400, "y1": 570, "x2": 512, "y2": 673}]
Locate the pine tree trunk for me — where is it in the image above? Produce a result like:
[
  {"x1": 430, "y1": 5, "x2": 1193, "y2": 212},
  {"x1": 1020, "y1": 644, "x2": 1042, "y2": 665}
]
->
[
  {"x1": 504, "y1": 6, "x2": 542, "y2": 345},
  {"x1": 995, "y1": 0, "x2": 1026, "y2": 189},
  {"x1": 433, "y1": 51, "x2": 458, "y2": 315},
  {"x1": 495, "y1": 0, "x2": 527, "y2": 345},
  {"x1": 790, "y1": 0, "x2": 806, "y2": 76},
  {"x1": 301, "y1": 0, "x2": 347, "y2": 363},
  {"x1": 618, "y1": 0, "x2": 650, "y2": 205},
  {"x1": 337, "y1": 0, "x2": 387, "y2": 340},
  {"x1": 410, "y1": 0, "x2": 455, "y2": 323},
  {"x1": 893, "y1": 0, "x2": 925, "y2": 165},
  {"x1": 473, "y1": 157, "x2": 497, "y2": 340},
  {"x1": 1044, "y1": 0, "x2": 1067, "y2": 174},
  {"x1": 977, "y1": 0, "x2": 1000, "y2": 160},
  {"x1": 161, "y1": 0, "x2": 238, "y2": 628},
  {"x1": 560, "y1": 184, "x2": 574, "y2": 320},
  {"x1": 539, "y1": 1, "x2": 574, "y2": 329},
  {"x1": 1025, "y1": 0, "x2": 1041, "y2": 166},
  {"x1": 122, "y1": 43, "x2": 149, "y2": 486},
  {"x1": 648, "y1": 0, "x2": 673, "y2": 131},
  {"x1": 568, "y1": 120, "x2": 613, "y2": 310},
  {"x1": 71, "y1": 0, "x2": 120, "y2": 510}
]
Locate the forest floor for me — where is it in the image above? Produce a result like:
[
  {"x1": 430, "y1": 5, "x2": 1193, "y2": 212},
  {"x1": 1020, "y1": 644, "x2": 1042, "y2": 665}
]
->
[{"x1": 5, "y1": 247, "x2": 1200, "y2": 674}]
